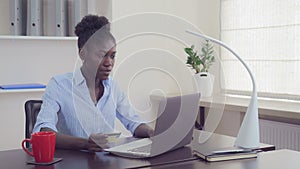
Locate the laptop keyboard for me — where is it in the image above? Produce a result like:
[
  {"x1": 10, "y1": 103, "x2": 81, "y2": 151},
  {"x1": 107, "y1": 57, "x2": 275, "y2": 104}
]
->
[{"x1": 128, "y1": 144, "x2": 151, "y2": 154}]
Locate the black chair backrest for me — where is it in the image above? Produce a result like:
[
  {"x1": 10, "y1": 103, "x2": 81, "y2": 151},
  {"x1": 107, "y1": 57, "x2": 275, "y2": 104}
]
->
[{"x1": 24, "y1": 100, "x2": 42, "y2": 148}]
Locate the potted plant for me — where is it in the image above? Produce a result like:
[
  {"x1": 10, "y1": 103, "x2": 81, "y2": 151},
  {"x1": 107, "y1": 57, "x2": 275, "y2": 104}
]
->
[{"x1": 184, "y1": 40, "x2": 215, "y2": 97}]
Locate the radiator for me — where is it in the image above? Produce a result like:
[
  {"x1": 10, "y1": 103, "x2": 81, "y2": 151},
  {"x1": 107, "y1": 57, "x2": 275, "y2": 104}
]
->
[{"x1": 259, "y1": 119, "x2": 300, "y2": 151}]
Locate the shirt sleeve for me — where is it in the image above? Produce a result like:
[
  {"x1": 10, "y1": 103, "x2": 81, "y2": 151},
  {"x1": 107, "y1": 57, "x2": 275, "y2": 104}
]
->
[
  {"x1": 33, "y1": 78, "x2": 60, "y2": 133},
  {"x1": 113, "y1": 82, "x2": 144, "y2": 134}
]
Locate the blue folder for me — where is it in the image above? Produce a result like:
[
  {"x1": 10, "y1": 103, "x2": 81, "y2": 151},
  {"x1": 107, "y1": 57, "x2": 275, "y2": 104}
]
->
[{"x1": 0, "y1": 83, "x2": 46, "y2": 90}]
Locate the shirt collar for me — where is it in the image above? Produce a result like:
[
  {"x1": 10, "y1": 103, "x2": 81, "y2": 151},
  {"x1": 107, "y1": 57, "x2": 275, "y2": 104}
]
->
[
  {"x1": 73, "y1": 68, "x2": 85, "y2": 86},
  {"x1": 73, "y1": 68, "x2": 111, "y2": 87}
]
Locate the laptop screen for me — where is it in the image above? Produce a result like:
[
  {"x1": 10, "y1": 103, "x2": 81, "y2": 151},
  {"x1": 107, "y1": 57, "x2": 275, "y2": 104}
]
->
[{"x1": 150, "y1": 93, "x2": 201, "y2": 156}]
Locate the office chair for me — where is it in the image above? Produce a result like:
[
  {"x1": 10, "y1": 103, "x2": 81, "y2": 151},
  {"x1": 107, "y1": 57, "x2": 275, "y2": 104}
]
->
[{"x1": 24, "y1": 100, "x2": 42, "y2": 148}]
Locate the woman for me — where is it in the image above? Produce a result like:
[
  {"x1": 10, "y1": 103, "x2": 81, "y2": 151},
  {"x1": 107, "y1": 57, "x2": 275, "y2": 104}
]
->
[{"x1": 33, "y1": 15, "x2": 153, "y2": 152}]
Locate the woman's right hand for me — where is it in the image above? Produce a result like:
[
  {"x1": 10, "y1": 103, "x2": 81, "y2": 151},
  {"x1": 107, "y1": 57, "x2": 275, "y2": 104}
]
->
[{"x1": 87, "y1": 133, "x2": 109, "y2": 152}]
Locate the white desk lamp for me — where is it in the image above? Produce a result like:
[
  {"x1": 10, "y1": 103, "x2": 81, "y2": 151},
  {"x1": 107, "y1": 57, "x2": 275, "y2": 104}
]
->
[{"x1": 186, "y1": 30, "x2": 260, "y2": 148}]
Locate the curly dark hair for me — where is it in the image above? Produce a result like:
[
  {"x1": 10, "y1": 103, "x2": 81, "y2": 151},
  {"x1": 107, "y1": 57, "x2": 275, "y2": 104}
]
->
[{"x1": 74, "y1": 15, "x2": 111, "y2": 51}]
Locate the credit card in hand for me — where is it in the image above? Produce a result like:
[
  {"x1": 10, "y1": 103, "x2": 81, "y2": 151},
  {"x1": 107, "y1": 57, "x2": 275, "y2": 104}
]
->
[{"x1": 106, "y1": 132, "x2": 121, "y2": 142}]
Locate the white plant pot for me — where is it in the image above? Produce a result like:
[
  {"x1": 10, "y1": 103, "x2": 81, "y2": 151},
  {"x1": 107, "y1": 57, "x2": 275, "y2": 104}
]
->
[{"x1": 194, "y1": 72, "x2": 214, "y2": 97}]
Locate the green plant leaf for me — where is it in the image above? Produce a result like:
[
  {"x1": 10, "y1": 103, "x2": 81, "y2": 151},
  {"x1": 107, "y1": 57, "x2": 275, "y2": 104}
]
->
[{"x1": 184, "y1": 42, "x2": 215, "y2": 74}]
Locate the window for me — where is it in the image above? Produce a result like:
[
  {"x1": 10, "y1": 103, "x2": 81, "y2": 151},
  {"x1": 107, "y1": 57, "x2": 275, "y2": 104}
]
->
[{"x1": 220, "y1": 0, "x2": 300, "y2": 100}]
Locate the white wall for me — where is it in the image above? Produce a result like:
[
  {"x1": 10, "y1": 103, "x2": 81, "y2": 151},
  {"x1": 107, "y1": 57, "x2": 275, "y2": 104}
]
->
[
  {"x1": 111, "y1": 0, "x2": 220, "y2": 95},
  {"x1": 111, "y1": 0, "x2": 220, "y2": 135},
  {"x1": 112, "y1": 0, "x2": 220, "y2": 38},
  {"x1": 0, "y1": 91, "x2": 44, "y2": 150},
  {"x1": 0, "y1": 0, "x2": 10, "y2": 35},
  {"x1": 0, "y1": 39, "x2": 78, "y2": 150},
  {"x1": 0, "y1": 39, "x2": 78, "y2": 84}
]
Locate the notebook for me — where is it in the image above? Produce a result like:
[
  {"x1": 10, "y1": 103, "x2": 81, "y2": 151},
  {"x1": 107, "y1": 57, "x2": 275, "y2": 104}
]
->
[
  {"x1": 193, "y1": 146, "x2": 257, "y2": 162},
  {"x1": 191, "y1": 131, "x2": 258, "y2": 162},
  {"x1": 104, "y1": 93, "x2": 201, "y2": 158},
  {"x1": 0, "y1": 83, "x2": 46, "y2": 90}
]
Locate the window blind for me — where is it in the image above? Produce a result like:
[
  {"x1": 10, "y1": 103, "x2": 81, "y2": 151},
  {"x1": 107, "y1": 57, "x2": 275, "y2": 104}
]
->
[{"x1": 220, "y1": 0, "x2": 300, "y2": 100}]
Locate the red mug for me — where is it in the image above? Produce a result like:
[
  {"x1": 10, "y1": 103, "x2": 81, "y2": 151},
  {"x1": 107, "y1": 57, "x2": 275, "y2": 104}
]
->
[{"x1": 22, "y1": 131, "x2": 56, "y2": 163}]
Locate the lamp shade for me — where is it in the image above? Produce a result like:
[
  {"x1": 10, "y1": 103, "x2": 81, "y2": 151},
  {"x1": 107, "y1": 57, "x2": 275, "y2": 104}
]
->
[{"x1": 186, "y1": 30, "x2": 260, "y2": 148}]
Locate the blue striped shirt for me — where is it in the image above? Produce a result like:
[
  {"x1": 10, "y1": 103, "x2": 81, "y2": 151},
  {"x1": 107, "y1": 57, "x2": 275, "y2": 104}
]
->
[{"x1": 33, "y1": 68, "x2": 143, "y2": 138}]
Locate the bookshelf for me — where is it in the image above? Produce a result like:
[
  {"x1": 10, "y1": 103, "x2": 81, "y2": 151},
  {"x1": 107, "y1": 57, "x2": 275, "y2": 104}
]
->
[
  {"x1": 0, "y1": 0, "x2": 112, "y2": 37},
  {"x1": 0, "y1": 35, "x2": 77, "y2": 40},
  {"x1": 0, "y1": 88, "x2": 45, "y2": 94}
]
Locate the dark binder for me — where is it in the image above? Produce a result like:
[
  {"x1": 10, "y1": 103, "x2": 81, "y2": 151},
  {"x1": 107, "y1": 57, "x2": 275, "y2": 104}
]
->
[
  {"x1": 68, "y1": 0, "x2": 87, "y2": 36},
  {"x1": 9, "y1": 0, "x2": 27, "y2": 35},
  {"x1": 55, "y1": 0, "x2": 68, "y2": 36},
  {"x1": 27, "y1": 0, "x2": 43, "y2": 36}
]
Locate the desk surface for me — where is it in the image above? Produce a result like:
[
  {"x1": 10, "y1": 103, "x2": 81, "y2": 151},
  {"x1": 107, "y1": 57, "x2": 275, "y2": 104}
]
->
[
  {"x1": 2, "y1": 149, "x2": 300, "y2": 169},
  {"x1": 0, "y1": 130, "x2": 275, "y2": 169},
  {"x1": 0, "y1": 147, "x2": 196, "y2": 169},
  {"x1": 151, "y1": 149, "x2": 300, "y2": 169}
]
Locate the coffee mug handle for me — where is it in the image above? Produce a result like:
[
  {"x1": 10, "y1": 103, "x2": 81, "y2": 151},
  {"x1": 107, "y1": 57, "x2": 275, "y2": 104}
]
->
[{"x1": 21, "y1": 139, "x2": 34, "y2": 157}]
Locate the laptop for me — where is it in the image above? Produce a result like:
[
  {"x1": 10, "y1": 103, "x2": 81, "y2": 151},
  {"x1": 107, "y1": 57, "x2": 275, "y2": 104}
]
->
[{"x1": 104, "y1": 93, "x2": 201, "y2": 158}]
